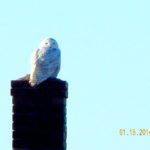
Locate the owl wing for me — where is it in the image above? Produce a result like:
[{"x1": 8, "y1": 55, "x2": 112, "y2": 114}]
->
[
  {"x1": 30, "y1": 49, "x2": 40, "y2": 65},
  {"x1": 29, "y1": 47, "x2": 60, "y2": 86},
  {"x1": 43, "y1": 47, "x2": 61, "y2": 77},
  {"x1": 29, "y1": 49, "x2": 41, "y2": 86}
]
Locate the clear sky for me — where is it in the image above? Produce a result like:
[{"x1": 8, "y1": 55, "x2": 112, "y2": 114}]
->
[{"x1": 0, "y1": 0, "x2": 150, "y2": 149}]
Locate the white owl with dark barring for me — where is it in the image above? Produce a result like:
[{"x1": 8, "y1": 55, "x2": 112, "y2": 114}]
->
[{"x1": 29, "y1": 38, "x2": 61, "y2": 86}]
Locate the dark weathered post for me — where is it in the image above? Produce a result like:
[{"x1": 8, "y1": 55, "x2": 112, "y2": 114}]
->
[{"x1": 11, "y1": 78, "x2": 68, "y2": 150}]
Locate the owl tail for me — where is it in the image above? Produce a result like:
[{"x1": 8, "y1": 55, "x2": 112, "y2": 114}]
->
[
  {"x1": 29, "y1": 72, "x2": 38, "y2": 87},
  {"x1": 29, "y1": 78, "x2": 36, "y2": 87}
]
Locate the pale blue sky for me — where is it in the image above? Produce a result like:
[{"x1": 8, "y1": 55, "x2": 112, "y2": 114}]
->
[{"x1": 0, "y1": 0, "x2": 150, "y2": 149}]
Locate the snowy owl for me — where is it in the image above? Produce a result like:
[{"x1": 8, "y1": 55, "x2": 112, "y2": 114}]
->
[{"x1": 29, "y1": 38, "x2": 61, "y2": 86}]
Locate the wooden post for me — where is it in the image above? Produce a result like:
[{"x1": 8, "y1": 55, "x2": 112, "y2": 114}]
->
[{"x1": 11, "y1": 78, "x2": 68, "y2": 150}]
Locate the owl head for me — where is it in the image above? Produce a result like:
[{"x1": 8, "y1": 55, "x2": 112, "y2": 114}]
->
[{"x1": 39, "y1": 38, "x2": 59, "y2": 49}]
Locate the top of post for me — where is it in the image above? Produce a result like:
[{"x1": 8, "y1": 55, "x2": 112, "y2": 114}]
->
[{"x1": 11, "y1": 74, "x2": 68, "y2": 98}]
